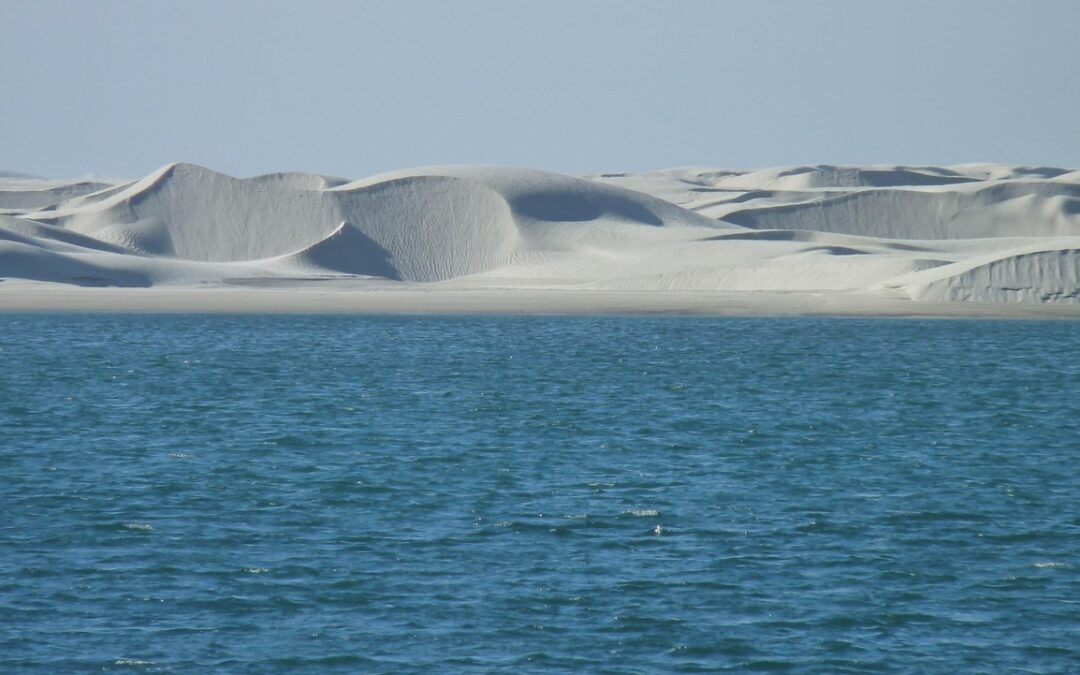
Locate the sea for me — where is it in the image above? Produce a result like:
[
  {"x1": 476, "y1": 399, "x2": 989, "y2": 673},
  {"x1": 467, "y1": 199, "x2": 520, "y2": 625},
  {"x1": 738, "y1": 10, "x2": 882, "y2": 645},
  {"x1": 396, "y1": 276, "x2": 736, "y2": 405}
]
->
[{"x1": 2, "y1": 314, "x2": 1078, "y2": 673}]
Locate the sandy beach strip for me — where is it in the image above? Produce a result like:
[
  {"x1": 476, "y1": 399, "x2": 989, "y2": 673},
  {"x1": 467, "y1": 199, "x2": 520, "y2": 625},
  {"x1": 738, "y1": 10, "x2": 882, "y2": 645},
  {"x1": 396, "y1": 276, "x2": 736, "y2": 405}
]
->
[{"x1": 3, "y1": 285, "x2": 1079, "y2": 319}]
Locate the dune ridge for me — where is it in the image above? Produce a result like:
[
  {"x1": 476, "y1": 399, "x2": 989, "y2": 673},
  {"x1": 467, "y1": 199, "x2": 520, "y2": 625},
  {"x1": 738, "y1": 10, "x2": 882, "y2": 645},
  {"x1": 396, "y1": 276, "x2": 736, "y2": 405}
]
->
[{"x1": 2, "y1": 162, "x2": 1079, "y2": 312}]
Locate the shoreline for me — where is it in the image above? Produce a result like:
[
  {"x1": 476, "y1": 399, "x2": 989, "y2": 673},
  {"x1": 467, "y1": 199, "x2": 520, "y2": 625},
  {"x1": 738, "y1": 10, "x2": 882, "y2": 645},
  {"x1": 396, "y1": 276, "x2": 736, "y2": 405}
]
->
[{"x1": 2, "y1": 285, "x2": 1080, "y2": 319}]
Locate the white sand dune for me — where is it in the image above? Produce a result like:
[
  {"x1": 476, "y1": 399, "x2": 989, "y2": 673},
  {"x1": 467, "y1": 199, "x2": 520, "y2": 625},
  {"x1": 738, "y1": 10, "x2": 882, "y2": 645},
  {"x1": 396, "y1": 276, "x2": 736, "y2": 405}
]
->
[
  {"x1": 2, "y1": 162, "x2": 1079, "y2": 315},
  {"x1": 0, "y1": 179, "x2": 117, "y2": 213},
  {"x1": 717, "y1": 183, "x2": 1080, "y2": 240},
  {"x1": 882, "y1": 241, "x2": 1080, "y2": 303}
]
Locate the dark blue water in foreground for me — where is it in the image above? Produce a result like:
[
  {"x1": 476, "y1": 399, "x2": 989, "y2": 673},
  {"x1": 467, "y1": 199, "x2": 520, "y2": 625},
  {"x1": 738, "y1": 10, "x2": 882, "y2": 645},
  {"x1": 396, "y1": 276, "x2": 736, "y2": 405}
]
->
[{"x1": 3, "y1": 315, "x2": 1080, "y2": 673}]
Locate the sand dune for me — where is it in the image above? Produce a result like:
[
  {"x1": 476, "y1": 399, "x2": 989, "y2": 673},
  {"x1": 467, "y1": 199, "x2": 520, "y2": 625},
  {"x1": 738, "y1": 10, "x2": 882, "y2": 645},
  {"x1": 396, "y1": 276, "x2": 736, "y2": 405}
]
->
[
  {"x1": 717, "y1": 183, "x2": 1080, "y2": 240},
  {"x1": 0, "y1": 179, "x2": 116, "y2": 213},
  {"x1": 883, "y1": 241, "x2": 1080, "y2": 303},
  {"x1": 2, "y1": 162, "x2": 1079, "y2": 314}
]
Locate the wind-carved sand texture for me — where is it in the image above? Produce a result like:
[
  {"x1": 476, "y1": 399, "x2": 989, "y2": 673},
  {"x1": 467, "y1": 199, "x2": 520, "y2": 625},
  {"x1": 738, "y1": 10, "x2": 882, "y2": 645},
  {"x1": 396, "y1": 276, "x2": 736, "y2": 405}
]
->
[{"x1": 2, "y1": 163, "x2": 1080, "y2": 316}]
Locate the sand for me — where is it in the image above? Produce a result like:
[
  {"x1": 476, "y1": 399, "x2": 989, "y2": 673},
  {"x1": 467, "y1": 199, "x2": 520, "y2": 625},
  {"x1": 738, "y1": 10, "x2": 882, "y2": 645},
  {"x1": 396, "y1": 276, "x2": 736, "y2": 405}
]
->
[{"x1": 2, "y1": 162, "x2": 1079, "y2": 317}]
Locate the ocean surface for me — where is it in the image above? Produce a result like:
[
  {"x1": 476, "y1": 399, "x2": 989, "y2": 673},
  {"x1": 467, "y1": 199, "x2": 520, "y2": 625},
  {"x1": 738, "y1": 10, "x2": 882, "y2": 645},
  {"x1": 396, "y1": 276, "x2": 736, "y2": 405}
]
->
[{"x1": 2, "y1": 314, "x2": 1079, "y2": 673}]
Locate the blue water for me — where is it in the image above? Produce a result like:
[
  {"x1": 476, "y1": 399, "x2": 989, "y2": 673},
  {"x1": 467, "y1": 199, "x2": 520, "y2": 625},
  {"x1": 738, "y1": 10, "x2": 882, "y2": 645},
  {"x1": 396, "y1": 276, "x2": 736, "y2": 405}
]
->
[{"x1": 2, "y1": 314, "x2": 1079, "y2": 673}]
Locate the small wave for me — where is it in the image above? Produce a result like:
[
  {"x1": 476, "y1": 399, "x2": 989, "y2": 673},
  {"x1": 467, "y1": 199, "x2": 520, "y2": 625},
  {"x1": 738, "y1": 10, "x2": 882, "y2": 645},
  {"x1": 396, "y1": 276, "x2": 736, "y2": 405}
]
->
[
  {"x1": 625, "y1": 509, "x2": 660, "y2": 517},
  {"x1": 123, "y1": 523, "x2": 153, "y2": 531},
  {"x1": 1033, "y1": 561, "x2": 1069, "y2": 569},
  {"x1": 114, "y1": 658, "x2": 155, "y2": 666}
]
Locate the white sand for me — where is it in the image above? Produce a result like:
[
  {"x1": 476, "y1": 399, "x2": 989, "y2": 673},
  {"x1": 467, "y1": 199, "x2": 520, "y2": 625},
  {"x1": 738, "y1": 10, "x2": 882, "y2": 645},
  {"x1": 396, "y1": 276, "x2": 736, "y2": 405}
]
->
[{"x1": 2, "y1": 162, "x2": 1079, "y2": 317}]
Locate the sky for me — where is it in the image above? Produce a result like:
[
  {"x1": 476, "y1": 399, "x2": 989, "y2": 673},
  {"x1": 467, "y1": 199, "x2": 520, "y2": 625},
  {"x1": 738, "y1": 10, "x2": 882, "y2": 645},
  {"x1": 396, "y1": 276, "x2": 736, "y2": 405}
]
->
[{"x1": 2, "y1": 0, "x2": 1078, "y2": 179}]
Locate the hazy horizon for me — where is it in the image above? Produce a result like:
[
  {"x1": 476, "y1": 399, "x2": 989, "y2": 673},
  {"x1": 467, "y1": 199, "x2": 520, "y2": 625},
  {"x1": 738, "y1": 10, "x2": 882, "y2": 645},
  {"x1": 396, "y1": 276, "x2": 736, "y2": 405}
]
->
[{"x1": 3, "y1": 0, "x2": 1078, "y2": 179}]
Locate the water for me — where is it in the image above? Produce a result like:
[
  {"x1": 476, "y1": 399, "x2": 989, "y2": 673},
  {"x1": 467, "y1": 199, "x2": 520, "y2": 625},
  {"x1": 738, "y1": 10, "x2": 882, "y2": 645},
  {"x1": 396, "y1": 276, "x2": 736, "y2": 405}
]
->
[{"x1": 2, "y1": 314, "x2": 1079, "y2": 673}]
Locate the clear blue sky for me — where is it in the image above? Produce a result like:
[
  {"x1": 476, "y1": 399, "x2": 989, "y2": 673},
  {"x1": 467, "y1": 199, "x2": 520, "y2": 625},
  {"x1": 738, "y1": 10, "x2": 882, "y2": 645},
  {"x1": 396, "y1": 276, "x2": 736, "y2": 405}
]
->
[{"x1": 3, "y1": 0, "x2": 1078, "y2": 178}]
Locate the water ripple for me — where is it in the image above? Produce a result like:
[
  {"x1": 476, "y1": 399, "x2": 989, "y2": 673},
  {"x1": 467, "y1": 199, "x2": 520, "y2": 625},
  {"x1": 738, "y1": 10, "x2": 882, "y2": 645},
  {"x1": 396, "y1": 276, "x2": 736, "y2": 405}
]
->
[{"x1": 2, "y1": 315, "x2": 1079, "y2": 672}]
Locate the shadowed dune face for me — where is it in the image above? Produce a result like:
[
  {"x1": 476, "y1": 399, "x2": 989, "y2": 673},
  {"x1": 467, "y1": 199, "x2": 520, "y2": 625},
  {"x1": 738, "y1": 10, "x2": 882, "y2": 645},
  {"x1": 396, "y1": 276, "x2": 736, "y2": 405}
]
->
[
  {"x1": 0, "y1": 215, "x2": 129, "y2": 254},
  {"x1": 761, "y1": 165, "x2": 977, "y2": 188},
  {"x1": 0, "y1": 181, "x2": 116, "y2": 211},
  {"x1": 719, "y1": 182, "x2": 1080, "y2": 240},
  {"x1": 678, "y1": 164, "x2": 979, "y2": 190},
  {"x1": 702, "y1": 229, "x2": 814, "y2": 242},
  {"x1": 284, "y1": 223, "x2": 400, "y2": 280},
  {"x1": 510, "y1": 190, "x2": 664, "y2": 226},
  {"x1": 35, "y1": 163, "x2": 341, "y2": 262},
  {"x1": 332, "y1": 176, "x2": 519, "y2": 282},
  {"x1": 347, "y1": 165, "x2": 712, "y2": 231},
  {"x1": 896, "y1": 247, "x2": 1080, "y2": 303},
  {"x1": 801, "y1": 245, "x2": 867, "y2": 256},
  {"x1": 0, "y1": 241, "x2": 151, "y2": 287}
]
